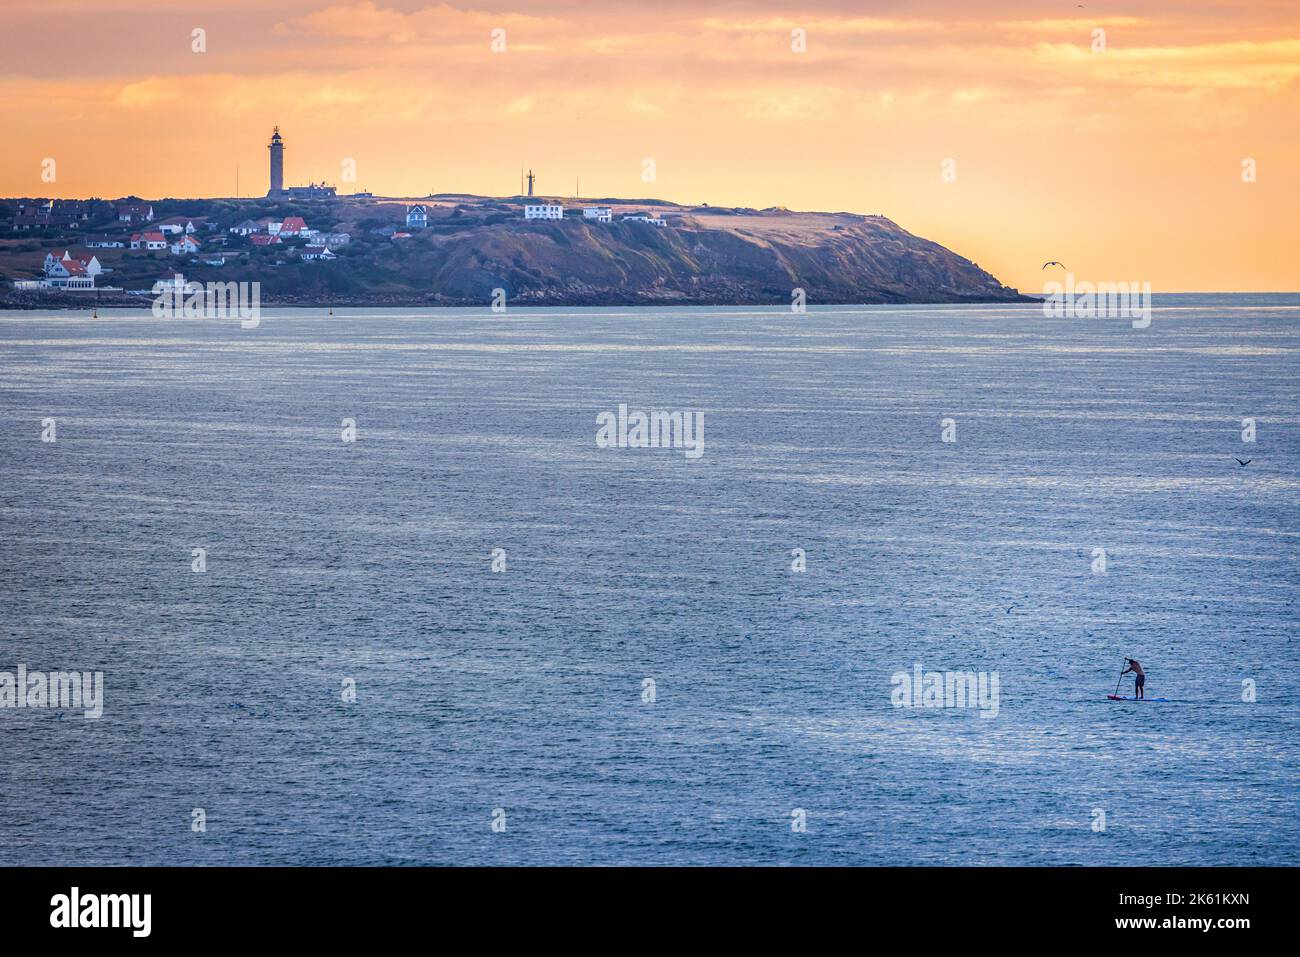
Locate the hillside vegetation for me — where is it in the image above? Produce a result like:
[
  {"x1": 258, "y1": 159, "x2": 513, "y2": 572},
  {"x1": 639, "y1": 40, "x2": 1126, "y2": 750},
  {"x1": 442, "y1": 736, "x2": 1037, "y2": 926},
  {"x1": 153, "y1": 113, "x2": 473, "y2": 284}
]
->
[{"x1": 0, "y1": 195, "x2": 1028, "y2": 307}]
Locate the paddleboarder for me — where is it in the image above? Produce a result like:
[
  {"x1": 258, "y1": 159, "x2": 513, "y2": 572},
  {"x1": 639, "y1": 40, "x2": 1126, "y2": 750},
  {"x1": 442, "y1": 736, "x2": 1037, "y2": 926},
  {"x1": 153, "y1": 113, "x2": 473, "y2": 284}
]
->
[{"x1": 1120, "y1": 658, "x2": 1146, "y2": 699}]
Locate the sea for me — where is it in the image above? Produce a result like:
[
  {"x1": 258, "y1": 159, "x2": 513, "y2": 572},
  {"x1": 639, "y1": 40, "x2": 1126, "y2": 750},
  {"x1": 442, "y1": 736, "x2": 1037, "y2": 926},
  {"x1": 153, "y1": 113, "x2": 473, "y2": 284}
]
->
[{"x1": 1, "y1": 294, "x2": 1296, "y2": 865}]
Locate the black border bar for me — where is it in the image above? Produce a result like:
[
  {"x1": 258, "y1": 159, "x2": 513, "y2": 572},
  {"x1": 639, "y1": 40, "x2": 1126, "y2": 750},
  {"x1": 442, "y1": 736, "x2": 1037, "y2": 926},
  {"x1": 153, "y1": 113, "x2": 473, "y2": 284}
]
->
[{"x1": 0, "y1": 866, "x2": 1277, "y2": 943}]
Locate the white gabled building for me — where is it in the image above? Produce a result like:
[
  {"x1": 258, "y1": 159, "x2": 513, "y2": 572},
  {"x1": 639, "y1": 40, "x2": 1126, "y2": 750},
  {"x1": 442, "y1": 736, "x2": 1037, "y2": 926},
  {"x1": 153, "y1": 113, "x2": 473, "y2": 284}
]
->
[
  {"x1": 156, "y1": 216, "x2": 204, "y2": 235},
  {"x1": 42, "y1": 251, "x2": 102, "y2": 288},
  {"x1": 524, "y1": 204, "x2": 563, "y2": 220},
  {"x1": 582, "y1": 207, "x2": 612, "y2": 223},
  {"x1": 406, "y1": 205, "x2": 428, "y2": 229}
]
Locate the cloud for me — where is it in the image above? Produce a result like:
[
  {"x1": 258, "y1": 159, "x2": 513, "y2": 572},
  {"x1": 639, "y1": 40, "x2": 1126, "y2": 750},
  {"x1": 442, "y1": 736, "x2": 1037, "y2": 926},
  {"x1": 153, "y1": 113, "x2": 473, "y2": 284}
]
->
[
  {"x1": 295, "y1": 1, "x2": 561, "y2": 44},
  {"x1": 116, "y1": 78, "x2": 181, "y2": 108}
]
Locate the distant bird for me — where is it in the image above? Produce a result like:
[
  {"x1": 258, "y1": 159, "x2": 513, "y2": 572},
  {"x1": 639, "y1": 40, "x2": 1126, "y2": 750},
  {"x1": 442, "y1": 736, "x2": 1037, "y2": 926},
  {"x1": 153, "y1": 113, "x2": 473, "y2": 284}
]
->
[
  {"x1": 1236, "y1": 458, "x2": 1252, "y2": 467},
  {"x1": 1006, "y1": 605, "x2": 1017, "y2": 614},
  {"x1": 1042, "y1": 261, "x2": 1067, "y2": 270}
]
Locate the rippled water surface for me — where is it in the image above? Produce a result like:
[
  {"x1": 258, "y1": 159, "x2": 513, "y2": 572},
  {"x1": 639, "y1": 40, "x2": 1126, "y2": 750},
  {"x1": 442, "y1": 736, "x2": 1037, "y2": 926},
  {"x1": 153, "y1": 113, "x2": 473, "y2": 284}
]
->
[{"x1": 2, "y1": 296, "x2": 1297, "y2": 865}]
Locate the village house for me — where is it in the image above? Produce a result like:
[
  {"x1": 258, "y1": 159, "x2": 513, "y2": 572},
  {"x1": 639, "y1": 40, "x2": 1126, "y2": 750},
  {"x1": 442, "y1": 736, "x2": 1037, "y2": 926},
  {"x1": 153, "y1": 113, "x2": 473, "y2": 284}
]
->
[
  {"x1": 116, "y1": 201, "x2": 154, "y2": 224},
  {"x1": 83, "y1": 234, "x2": 127, "y2": 248},
  {"x1": 57, "y1": 200, "x2": 93, "y2": 220},
  {"x1": 406, "y1": 205, "x2": 428, "y2": 229},
  {"x1": 321, "y1": 231, "x2": 350, "y2": 246},
  {"x1": 169, "y1": 235, "x2": 202, "y2": 255},
  {"x1": 622, "y1": 213, "x2": 668, "y2": 227},
  {"x1": 12, "y1": 199, "x2": 94, "y2": 228},
  {"x1": 12, "y1": 201, "x2": 81, "y2": 230},
  {"x1": 583, "y1": 207, "x2": 613, "y2": 223},
  {"x1": 249, "y1": 233, "x2": 282, "y2": 246},
  {"x1": 272, "y1": 216, "x2": 310, "y2": 237},
  {"x1": 13, "y1": 212, "x2": 80, "y2": 230},
  {"x1": 43, "y1": 250, "x2": 102, "y2": 288},
  {"x1": 155, "y1": 216, "x2": 206, "y2": 235},
  {"x1": 130, "y1": 231, "x2": 168, "y2": 250},
  {"x1": 298, "y1": 245, "x2": 337, "y2": 261}
]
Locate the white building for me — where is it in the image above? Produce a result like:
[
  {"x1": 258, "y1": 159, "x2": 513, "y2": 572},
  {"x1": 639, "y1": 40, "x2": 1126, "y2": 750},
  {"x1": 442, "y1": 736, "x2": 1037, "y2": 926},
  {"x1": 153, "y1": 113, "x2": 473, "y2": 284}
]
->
[
  {"x1": 622, "y1": 214, "x2": 667, "y2": 227},
  {"x1": 406, "y1": 205, "x2": 428, "y2": 229},
  {"x1": 524, "y1": 204, "x2": 563, "y2": 220},
  {"x1": 130, "y1": 231, "x2": 168, "y2": 250},
  {"x1": 156, "y1": 217, "x2": 203, "y2": 235},
  {"x1": 42, "y1": 251, "x2": 101, "y2": 288},
  {"x1": 583, "y1": 207, "x2": 612, "y2": 223},
  {"x1": 44, "y1": 251, "x2": 102, "y2": 279}
]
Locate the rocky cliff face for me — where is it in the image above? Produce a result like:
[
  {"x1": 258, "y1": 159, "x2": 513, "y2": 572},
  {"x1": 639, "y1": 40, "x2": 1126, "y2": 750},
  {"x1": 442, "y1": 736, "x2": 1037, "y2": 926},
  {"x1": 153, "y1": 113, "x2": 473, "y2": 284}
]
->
[{"x1": 413, "y1": 209, "x2": 1024, "y2": 305}]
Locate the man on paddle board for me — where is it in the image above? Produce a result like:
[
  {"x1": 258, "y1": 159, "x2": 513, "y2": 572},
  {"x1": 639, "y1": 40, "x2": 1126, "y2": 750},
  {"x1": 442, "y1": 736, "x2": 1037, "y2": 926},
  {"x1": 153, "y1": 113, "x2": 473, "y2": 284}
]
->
[{"x1": 1121, "y1": 658, "x2": 1146, "y2": 699}]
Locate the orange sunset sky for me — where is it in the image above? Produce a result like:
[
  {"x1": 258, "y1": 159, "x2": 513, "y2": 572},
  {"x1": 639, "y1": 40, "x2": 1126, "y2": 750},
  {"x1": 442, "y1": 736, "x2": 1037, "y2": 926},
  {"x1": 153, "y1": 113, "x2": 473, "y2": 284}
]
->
[{"x1": 1, "y1": 0, "x2": 1297, "y2": 292}]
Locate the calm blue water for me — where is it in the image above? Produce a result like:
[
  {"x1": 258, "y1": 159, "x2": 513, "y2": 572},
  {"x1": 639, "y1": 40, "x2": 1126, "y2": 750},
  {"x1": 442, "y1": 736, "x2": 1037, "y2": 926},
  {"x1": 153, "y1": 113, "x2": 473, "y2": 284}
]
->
[{"x1": 2, "y1": 296, "x2": 1297, "y2": 865}]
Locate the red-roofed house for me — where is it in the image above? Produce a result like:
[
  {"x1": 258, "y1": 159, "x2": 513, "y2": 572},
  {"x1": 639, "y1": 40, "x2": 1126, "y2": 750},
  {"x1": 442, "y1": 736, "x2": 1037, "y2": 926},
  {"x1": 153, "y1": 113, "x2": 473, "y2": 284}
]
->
[
  {"x1": 274, "y1": 216, "x2": 309, "y2": 237},
  {"x1": 249, "y1": 233, "x2": 282, "y2": 246},
  {"x1": 43, "y1": 250, "x2": 102, "y2": 288},
  {"x1": 130, "y1": 231, "x2": 168, "y2": 250},
  {"x1": 170, "y1": 235, "x2": 201, "y2": 255}
]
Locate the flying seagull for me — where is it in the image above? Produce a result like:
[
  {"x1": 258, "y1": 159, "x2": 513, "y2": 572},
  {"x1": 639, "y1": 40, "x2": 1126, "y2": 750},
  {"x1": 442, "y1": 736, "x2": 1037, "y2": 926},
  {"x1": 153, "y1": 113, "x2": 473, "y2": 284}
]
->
[
  {"x1": 1042, "y1": 261, "x2": 1067, "y2": 270},
  {"x1": 1236, "y1": 458, "x2": 1252, "y2": 467}
]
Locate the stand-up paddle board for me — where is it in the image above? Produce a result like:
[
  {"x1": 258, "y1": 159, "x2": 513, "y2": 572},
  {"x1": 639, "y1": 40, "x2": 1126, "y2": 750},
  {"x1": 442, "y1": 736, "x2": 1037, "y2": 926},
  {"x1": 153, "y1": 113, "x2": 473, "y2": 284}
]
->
[{"x1": 1107, "y1": 695, "x2": 1170, "y2": 702}]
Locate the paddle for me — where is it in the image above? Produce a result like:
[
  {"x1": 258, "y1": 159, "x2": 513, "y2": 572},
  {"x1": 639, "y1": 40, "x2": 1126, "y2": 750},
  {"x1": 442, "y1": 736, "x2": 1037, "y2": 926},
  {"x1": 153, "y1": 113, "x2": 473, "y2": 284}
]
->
[{"x1": 1113, "y1": 659, "x2": 1127, "y2": 697}]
